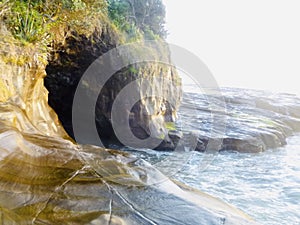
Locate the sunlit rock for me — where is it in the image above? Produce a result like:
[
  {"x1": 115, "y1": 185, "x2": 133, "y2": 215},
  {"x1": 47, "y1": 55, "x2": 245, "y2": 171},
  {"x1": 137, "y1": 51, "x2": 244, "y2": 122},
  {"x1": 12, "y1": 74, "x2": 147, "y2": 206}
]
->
[{"x1": 0, "y1": 17, "x2": 255, "y2": 225}]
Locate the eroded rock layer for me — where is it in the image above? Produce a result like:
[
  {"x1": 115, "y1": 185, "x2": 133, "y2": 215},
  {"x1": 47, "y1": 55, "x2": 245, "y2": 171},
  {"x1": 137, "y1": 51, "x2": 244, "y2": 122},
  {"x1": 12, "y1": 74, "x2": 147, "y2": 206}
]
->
[{"x1": 0, "y1": 15, "x2": 255, "y2": 225}]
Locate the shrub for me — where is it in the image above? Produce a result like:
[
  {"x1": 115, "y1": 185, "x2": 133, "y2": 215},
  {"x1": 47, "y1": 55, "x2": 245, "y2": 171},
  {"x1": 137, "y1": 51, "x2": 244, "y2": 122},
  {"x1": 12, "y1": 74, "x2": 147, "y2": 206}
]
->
[{"x1": 1, "y1": 0, "x2": 107, "y2": 44}]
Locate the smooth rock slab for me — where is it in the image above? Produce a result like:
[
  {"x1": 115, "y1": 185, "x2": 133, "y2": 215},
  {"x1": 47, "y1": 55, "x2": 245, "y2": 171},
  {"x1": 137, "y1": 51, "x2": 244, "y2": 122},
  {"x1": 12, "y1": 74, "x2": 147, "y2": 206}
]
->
[{"x1": 0, "y1": 128, "x2": 256, "y2": 225}]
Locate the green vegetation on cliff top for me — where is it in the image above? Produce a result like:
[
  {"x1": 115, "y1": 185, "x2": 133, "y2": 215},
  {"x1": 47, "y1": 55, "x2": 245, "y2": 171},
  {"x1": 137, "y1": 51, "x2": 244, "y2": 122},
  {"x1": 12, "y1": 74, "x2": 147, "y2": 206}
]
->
[{"x1": 0, "y1": 0, "x2": 166, "y2": 46}]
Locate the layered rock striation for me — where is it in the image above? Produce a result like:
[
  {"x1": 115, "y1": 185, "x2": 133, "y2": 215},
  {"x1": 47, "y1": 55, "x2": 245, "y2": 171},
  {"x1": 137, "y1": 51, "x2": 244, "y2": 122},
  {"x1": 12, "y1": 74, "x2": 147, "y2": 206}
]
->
[
  {"x1": 45, "y1": 31, "x2": 182, "y2": 148},
  {"x1": 0, "y1": 3, "x2": 255, "y2": 224}
]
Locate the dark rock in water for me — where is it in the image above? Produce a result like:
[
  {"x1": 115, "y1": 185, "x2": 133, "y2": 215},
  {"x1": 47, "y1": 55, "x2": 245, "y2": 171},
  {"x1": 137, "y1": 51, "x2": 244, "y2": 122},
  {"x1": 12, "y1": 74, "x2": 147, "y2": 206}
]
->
[
  {"x1": 155, "y1": 130, "x2": 183, "y2": 151},
  {"x1": 194, "y1": 137, "x2": 208, "y2": 152},
  {"x1": 158, "y1": 88, "x2": 300, "y2": 153},
  {"x1": 221, "y1": 137, "x2": 265, "y2": 153}
]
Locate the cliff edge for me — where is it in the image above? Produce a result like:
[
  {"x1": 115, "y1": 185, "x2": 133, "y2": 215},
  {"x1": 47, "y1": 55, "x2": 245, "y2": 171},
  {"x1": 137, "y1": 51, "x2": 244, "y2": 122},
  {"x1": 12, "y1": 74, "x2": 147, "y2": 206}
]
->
[{"x1": 0, "y1": 1, "x2": 255, "y2": 224}]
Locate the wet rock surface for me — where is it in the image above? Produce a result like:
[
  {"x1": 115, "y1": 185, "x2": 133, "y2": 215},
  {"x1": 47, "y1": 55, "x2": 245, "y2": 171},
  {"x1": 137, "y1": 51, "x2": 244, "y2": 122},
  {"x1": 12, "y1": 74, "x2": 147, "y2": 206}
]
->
[
  {"x1": 0, "y1": 129, "x2": 256, "y2": 224},
  {"x1": 166, "y1": 88, "x2": 300, "y2": 153},
  {"x1": 0, "y1": 24, "x2": 256, "y2": 225}
]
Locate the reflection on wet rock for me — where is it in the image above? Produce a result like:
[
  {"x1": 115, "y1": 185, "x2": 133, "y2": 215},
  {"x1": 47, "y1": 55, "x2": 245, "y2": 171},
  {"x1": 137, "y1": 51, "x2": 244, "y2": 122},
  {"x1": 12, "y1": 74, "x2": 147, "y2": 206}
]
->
[
  {"x1": 0, "y1": 15, "x2": 255, "y2": 224},
  {"x1": 175, "y1": 88, "x2": 300, "y2": 153},
  {"x1": 0, "y1": 128, "x2": 257, "y2": 224}
]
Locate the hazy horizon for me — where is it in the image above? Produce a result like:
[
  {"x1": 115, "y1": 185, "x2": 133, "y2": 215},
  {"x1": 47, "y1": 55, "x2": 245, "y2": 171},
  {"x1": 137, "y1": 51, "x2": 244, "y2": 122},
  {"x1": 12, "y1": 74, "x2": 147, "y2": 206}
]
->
[{"x1": 163, "y1": 0, "x2": 300, "y2": 95}]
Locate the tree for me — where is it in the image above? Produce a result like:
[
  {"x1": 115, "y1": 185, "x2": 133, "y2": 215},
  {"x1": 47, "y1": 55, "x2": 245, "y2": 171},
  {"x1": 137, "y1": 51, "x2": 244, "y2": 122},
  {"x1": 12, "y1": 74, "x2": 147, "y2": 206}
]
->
[{"x1": 107, "y1": 0, "x2": 166, "y2": 38}]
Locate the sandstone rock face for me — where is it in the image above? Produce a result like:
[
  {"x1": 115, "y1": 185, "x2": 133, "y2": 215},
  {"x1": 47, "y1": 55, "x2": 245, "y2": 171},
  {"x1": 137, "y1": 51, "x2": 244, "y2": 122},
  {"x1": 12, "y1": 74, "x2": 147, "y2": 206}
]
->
[
  {"x1": 0, "y1": 27, "x2": 255, "y2": 225},
  {"x1": 0, "y1": 27, "x2": 68, "y2": 139},
  {"x1": 45, "y1": 31, "x2": 182, "y2": 148}
]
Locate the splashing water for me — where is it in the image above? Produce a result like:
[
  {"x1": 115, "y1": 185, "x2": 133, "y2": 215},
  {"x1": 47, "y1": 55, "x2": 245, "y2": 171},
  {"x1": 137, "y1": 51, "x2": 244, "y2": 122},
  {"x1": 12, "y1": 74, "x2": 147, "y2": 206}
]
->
[{"x1": 123, "y1": 87, "x2": 300, "y2": 225}]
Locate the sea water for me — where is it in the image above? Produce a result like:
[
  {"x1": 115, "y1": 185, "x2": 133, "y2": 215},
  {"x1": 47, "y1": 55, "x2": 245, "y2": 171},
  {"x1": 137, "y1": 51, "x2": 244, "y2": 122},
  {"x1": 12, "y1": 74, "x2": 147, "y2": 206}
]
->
[
  {"x1": 122, "y1": 86, "x2": 300, "y2": 225},
  {"x1": 174, "y1": 135, "x2": 300, "y2": 225}
]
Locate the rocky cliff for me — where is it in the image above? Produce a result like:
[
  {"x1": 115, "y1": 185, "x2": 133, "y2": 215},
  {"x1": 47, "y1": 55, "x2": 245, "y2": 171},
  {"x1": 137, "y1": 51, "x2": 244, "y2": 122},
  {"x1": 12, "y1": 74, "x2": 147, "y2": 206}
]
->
[
  {"x1": 0, "y1": 1, "x2": 256, "y2": 224},
  {"x1": 0, "y1": 24, "x2": 68, "y2": 138},
  {"x1": 44, "y1": 28, "x2": 182, "y2": 149}
]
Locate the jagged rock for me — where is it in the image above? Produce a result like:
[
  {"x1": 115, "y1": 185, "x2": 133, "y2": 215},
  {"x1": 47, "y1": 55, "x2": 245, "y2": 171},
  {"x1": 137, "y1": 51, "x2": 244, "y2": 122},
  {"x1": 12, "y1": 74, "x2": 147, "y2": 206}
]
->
[
  {"x1": 45, "y1": 31, "x2": 182, "y2": 148},
  {"x1": 155, "y1": 130, "x2": 183, "y2": 151},
  {"x1": 165, "y1": 90, "x2": 300, "y2": 153}
]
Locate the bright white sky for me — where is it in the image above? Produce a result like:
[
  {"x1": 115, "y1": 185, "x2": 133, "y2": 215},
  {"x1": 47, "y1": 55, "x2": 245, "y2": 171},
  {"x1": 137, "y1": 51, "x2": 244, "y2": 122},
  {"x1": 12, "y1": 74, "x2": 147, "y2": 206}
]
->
[{"x1": 162, "y1": 0, "x2": 300, "y2": 95}]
